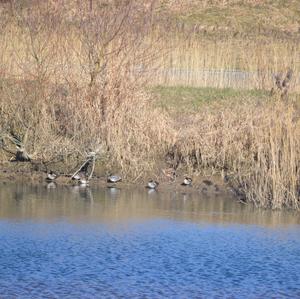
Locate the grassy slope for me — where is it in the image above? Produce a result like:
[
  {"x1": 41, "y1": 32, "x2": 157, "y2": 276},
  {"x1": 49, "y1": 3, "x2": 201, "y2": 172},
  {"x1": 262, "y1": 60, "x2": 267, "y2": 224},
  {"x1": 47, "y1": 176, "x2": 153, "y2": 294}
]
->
[{"x1": 162, "y1": 0, "x2": 300, "y2": 38}]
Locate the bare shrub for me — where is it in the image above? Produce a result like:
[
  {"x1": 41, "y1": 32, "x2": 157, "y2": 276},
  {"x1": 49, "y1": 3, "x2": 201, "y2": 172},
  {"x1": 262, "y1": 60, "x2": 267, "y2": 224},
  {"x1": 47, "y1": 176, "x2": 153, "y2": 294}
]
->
[
  {"x1": 0, "y1": 0, "x2": 173, "y2": 175},
  {"x1": 0, "y1": 0, "x2": 300, "y2": 210}
]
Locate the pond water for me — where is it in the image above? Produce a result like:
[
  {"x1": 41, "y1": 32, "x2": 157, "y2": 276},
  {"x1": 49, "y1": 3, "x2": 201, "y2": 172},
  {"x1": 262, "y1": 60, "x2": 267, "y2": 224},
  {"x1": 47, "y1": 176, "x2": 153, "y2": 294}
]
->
[{"x1": 0, "y1": 182, "x2": 299, "y2": 298}]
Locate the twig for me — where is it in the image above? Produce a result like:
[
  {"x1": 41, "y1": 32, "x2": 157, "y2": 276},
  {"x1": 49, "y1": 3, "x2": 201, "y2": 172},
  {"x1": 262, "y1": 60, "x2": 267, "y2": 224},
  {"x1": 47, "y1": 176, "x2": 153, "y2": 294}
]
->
[
  {"x1": 71, "y1": 159, "x2": 90, "y2": 179},
  {"x1": 133, "y1": 171, "x2": 143, "y2": 183},
  {"x1": 88, "y1": 156, "x2": 95, "y2": 180},
  {"x1": 71, "y1": 152, "x2": 97, "y2": 180}
]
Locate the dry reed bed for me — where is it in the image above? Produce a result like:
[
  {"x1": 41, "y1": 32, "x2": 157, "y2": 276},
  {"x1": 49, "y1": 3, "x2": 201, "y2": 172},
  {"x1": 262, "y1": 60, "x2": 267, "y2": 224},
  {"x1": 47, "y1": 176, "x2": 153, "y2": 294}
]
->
[
  {"x1": 172, "y1": 98, "x2": 300, "y2": 210},
  {"x1": 2, "y1": 2, "x2": 300, "y2": 91},
  {"x1": 154, "y1": 35, "x2": 300, "y2": 90},
  {"x1": 0, "y1": 1, "x2": 172, "y2": 172},
  {"x1": 151, "y1": 0, "x2": 300, "y2": 90},
  {"x1": 0, "y1": 1, "x2": 299, "y2": 209}
]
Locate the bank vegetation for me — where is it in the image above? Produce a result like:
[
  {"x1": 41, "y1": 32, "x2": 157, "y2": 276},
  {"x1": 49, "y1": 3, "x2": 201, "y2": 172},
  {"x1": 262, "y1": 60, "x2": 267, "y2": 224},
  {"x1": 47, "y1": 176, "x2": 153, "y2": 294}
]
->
[{"x1": 0, "y1": 0, "x2": 300, "y2": 210}]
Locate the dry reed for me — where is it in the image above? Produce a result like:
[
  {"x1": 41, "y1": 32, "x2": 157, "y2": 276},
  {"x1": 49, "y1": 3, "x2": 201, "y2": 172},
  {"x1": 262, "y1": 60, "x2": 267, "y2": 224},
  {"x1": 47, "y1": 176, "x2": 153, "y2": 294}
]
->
[
  {"x1": 152, "y1": 34, "x2": 300, "y2": 91},
  {"x1": 171, "y1": 96, "x2": 300, "y2": 209},
  {"x1": 0, "y1": 0, "x2": 299, "y2": 209},
  {"x1": 0, "y1": 0, "x2": 174, "y2": 176}
]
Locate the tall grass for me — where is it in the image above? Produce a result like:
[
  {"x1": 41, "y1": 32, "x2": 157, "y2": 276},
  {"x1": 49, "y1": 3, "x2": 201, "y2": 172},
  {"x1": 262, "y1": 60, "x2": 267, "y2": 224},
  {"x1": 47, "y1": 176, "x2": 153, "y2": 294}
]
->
[
  {"x1": 0, "y1": 0, "x2": 299, "y2": 209},
  {"x1": 149, "y1": 0, "x2": 300, "y2": 90},
  {"x1": 152, "y1": 34, "x2": 300, "y2": 90},
  {"x1": 167, "y1": 95, "x2": 300, "y2": 209},
  {"x1": 0, "y1": 0, "x2": 174, "y2": 175}
]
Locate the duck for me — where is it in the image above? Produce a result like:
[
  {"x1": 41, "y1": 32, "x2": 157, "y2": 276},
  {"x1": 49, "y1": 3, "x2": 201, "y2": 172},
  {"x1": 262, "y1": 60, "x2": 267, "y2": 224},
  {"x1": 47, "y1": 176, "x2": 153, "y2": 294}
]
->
[
  {"x1": 181, "y1": 177, "x2": 192, "y2": 186},
  {"x1": 79, "y1": 178, "x2": 89, "y2": 186},
  {"x1": 46, "y1": 171, "x2": 57, "y2": 182},
  {"x1": 146, "y1": 180, "x2": 159, "y2": 189},
  {"x1": 107, "y1": 174, "x2": 122, "y2": 183},
  {"x1": 72, "y1": 173, "x2": 81, "y2": 181}
]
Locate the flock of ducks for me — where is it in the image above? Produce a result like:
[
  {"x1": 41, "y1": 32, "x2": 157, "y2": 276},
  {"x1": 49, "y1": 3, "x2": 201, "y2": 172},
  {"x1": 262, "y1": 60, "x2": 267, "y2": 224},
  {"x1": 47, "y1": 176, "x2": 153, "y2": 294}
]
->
[{"x1": 46, "y1": 171, "x2": 193, "y2": 190}]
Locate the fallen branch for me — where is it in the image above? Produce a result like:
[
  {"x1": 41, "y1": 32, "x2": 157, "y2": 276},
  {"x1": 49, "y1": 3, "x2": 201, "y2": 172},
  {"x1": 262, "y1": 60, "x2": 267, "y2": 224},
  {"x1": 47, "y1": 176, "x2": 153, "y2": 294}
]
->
[{"x1": 71, "y1": 151, "x2": 97, "y2": 180}]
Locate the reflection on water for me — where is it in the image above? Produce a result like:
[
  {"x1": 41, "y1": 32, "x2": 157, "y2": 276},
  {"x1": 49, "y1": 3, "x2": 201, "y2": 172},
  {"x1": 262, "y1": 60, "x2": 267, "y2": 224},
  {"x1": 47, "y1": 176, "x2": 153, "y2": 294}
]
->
[
  {"x1": 0, "y1": 182, "x2": 300, "y2": 298},
  {"x1": 1, "y1": 182, "x2": 299, "y2": 227}
]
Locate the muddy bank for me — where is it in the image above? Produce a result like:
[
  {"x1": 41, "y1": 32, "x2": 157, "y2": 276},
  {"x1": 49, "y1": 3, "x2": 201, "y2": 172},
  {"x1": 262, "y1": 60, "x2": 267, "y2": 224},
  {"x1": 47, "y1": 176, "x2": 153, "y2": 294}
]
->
[{"x1": 0, "y1": 161, "x2": 234, "y2": 199}]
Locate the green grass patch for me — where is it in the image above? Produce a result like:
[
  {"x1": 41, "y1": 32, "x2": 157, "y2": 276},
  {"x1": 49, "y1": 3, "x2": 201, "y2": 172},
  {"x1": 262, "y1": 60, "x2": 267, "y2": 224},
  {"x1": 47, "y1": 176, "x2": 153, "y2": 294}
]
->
[{"x1": 151, "y1": 85, "x2": 270, "y2": 113}]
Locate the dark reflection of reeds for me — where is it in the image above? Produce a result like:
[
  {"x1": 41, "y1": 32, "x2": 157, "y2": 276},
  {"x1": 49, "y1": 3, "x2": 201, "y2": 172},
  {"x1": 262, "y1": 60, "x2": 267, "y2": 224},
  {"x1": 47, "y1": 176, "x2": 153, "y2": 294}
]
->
[{"x1": 0, "y1": 183, "x2": 299, "y2": 228}]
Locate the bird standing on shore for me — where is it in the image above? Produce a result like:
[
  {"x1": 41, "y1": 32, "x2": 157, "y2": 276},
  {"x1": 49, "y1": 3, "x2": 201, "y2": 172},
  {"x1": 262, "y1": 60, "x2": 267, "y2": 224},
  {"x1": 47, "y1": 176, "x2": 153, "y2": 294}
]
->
[
  {"x1": 182, "y1": 177, "x2": 192, "y2": 186},
  {"x1": 71, "y1": 173, "x2": 89, "y2": 187},
  {"x1": 79, "y1": 178, "x2": 89, "y2": 186},
  {"x1": 72, "y1": 174, "x2": 81, "y2": 181},
  {"x1": 146, "y1": 180, "x2": 159, "y2": 189},
  {"x1": 107, "y1": 174, "x2": 122, "y2": 184},
  {"x1": 46, "y1": 171, "x2": 57, "y2": 182}
]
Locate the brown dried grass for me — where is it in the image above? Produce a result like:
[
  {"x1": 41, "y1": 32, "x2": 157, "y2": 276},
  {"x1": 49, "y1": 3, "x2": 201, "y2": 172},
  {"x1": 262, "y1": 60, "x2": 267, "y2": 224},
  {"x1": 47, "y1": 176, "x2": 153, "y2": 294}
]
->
[
  {"x1": 172, "y1": 97, "x2": 300, "y2": 209},
  {"x1": 0, "y1": 0, "x2": 299, "y2": 209},
  {"x1": 0, "y1": 0, "x2": 174, "y2": 176}
]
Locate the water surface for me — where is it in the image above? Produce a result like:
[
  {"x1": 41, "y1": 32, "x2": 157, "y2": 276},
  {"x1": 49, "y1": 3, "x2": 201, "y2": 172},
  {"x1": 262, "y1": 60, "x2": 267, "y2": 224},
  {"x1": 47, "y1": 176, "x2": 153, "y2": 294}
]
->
[{"x1": 0, "y1": 182, "x2": 299, "y2": 298}]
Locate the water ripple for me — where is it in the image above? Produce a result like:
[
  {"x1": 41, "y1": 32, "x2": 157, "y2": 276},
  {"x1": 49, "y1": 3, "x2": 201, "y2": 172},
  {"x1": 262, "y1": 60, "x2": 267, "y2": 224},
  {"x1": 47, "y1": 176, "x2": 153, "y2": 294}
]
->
[
  {"x1": 0, "y1": 183, "x2": 299, "y2": 298},
  {"x1": 0, "y1": 220, "x2": 299, "y2": 298}
]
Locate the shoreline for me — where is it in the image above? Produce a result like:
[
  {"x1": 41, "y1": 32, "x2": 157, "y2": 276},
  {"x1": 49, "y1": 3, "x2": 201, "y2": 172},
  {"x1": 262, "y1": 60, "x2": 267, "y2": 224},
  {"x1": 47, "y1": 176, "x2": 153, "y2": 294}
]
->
[{"x1": 0, "y1": 161, "x2": 234, "y2": 199}]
